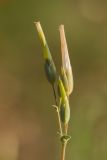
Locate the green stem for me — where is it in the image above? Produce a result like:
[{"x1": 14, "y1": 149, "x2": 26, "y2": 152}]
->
[
  {"x1": 52, "y1": 84, "x2": 62, "y2": 136},
  {"x1": 57, "y1": 107, "x2": 63, "y2": 136},
  {"x1": 52, "y1": 84, "x2": 68, "y2": 160},
  {"x1": 61, "y1": 142, "x2": 67, "y2": 160},
  {"x1": 64, "y1": 123, "x2": 68, "y2": 135},
  {"x1": 52, "y1": 84, "x2": 57, "y2": 105}
]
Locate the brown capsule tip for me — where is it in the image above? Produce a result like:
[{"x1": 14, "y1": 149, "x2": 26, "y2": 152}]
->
[
  {"x1": 59, "y1": 24, "x2": 64, "y2": 31},
  {"x1": 34, "y1": 21, "x2": 41, "y2": 31}
]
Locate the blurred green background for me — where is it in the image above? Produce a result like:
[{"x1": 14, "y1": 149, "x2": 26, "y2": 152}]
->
[{"x1": 0, "y1": 0, "x2": 107, "y2": 160}]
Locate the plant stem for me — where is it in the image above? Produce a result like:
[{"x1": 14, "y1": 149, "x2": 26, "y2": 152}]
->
[
  {"x1": 57, "y1": 107, "x2": 63, "y2": 136},
  {"x1": 52, "y1": 84, "x2": 57, "y2": 106},
  {"x1": 61, "y1": 142, "x2": 67, "y2": 160},
  {"x1": 64, "y1": 123, "x2": 68, "y2": 135},
  {"x1": 52, "y1": 84, "x2": 62, "y2": 136},
  {"x1": 52, "y1": 84, "x2": 68, "y2": 160}
]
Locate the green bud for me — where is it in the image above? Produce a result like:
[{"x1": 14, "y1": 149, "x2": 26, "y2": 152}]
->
[
  {"x1": 35, "y1": 21, "x2": 57, "y2": 84},
  {"x1": 60, "y1": 97, "x2": 70, "y2": 124},
  {"x1": 58, "y1": 78, "x2": 70, "y2": 124}
]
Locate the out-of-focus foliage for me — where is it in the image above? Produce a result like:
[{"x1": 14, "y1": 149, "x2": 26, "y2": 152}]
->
[{"x1": 0, "y1": 0, "x2": 107, "y2": 160}]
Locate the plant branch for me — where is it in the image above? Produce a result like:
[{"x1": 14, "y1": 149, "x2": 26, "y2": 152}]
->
[
  {"x1": 61, "y1": 142, "x2": 67, "y2": 160},
  {"x1": 52, "y1": 84, "x2": 57, "y2": 105},
  {"x1": 52, "y1": 84, "x2": 62, "y2": 136}
]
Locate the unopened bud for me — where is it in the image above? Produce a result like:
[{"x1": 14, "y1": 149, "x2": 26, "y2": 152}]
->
[{"x1": 58, "y1": 78, "x2": 70, "y2": 124}]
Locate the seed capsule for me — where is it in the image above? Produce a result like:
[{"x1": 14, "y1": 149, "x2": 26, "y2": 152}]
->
[
  {"x1": 44, "y1": 59, "x2": 57, "y2": 84},
  {"x1": 35, "y1": 21, "x2": 57, "y2": 84},
  {"x1": 59, "y1": 25, "x2": 73, "y2": 96}
]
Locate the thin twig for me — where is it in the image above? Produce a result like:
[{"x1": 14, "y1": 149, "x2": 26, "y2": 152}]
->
[
  {"x1": 52, "y1": 84, "x2": 62, "y2": 136},
  {"x1": 61, "y1": 142, "x2": 67, "y2": 160},
  {"x1": 57, "y1": 107, "x2": 63, "y2": 136},
  {"x1": 52, "y1": 84, "x2": 68, "y2": 160},
  {"x1": 52, "y1": 84, "x2": 57, "y2": 105}
]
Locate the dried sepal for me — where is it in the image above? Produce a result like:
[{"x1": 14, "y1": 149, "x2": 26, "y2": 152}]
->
[{"x1": 59, "y1": 25, "x2": 73, "y2": 96}]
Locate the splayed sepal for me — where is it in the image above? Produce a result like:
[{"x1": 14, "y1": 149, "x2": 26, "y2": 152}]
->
[{"x1": 60, "y1": 135, "x2": 71, "y2": 143}]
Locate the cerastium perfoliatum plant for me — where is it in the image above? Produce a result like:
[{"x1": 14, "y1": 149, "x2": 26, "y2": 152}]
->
[{"x1": 34, "y1": 22, "x2": 73, "y2": 160}]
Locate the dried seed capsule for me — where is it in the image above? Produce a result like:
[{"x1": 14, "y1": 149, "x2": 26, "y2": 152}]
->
[
  {"x1": 35, "y1": 22, "x2": 57, "y2": 84},
  {"x1": 58, "y1": 78, "x2": 70, "y2": 124},
  {"x1": 59, "y1": 25, "x2": 73, "y2": 96}
]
